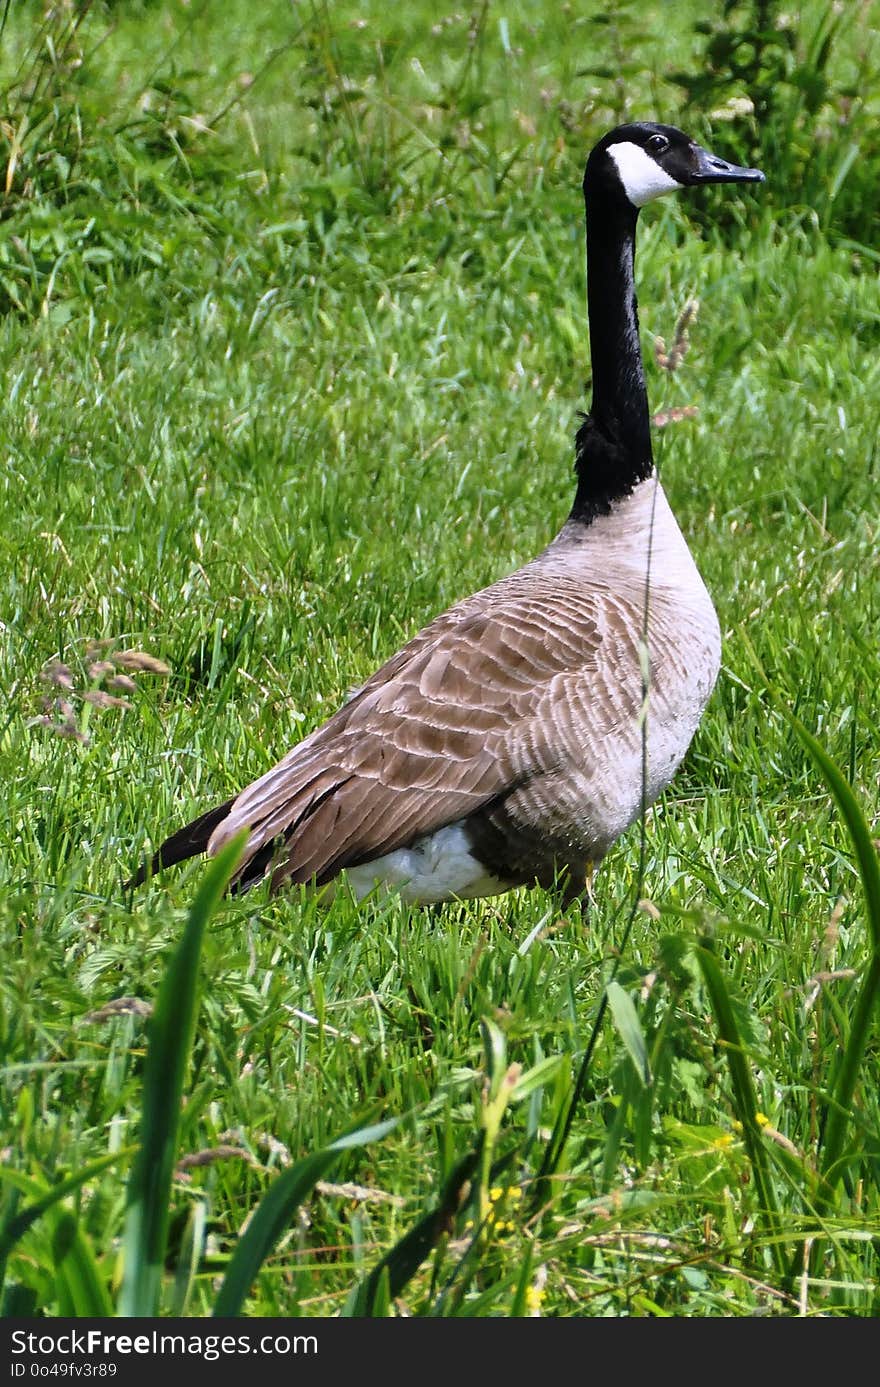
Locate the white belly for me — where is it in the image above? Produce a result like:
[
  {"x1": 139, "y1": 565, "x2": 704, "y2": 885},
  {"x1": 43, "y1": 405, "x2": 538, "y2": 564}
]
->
[{"x1": 331, "y1": 822, "x2": 511, "y2": 905}]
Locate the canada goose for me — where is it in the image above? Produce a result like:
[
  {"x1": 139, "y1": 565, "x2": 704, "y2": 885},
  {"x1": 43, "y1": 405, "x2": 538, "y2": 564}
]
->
[{"x1": 131, "y1": 123, "x2": 763, "y2": 906}]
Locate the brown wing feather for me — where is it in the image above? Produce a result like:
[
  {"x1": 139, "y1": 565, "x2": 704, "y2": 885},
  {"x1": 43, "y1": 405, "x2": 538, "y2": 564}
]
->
[{"x1": 206, "y1": 569, "x2": 625, "y2": 889}]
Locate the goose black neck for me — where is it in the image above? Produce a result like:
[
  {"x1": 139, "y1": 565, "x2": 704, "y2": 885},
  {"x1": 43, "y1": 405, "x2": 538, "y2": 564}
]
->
[{"x1": 571, "y1": 194, "x2": 654, "y2": 524}]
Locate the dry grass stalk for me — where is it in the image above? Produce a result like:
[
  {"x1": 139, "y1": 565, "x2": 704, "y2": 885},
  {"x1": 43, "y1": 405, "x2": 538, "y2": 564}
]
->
[
  {"x1": 28, "y1": 713, "x2": 88, "y2": 744},
  {"x1": 655, "y1": 298, "x2": 699, "y2": 372},
  {"x1": 84, "y1": 996, "x2": 154, "y2": 1023},
  {"x1": 176, "y1": 1145, "x2": 255, "y2": 1174},
  {"x1": 82, "y1": 689, "x2": 133, "y2": 710},
  {"x1": 107, "y1": 673, "x2": 137, "y2": 693},
  {"x1": 40, "y1": 661, "x2": 75, "y2": 690},
  {"x1": 32, "y1": 640, "x2": 172, "y2": 745},
  {"x1": 652, "y1": 405, "x2": 699, "y2": 430},
  {"x1": 115, "y1": 650, "x2": 172, "y2": 675}
]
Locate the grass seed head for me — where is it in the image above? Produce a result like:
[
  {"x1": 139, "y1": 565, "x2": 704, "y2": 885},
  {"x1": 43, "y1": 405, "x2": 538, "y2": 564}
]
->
[{"x1": 115, "y1": 650, "x2": 171, "y2": 675}]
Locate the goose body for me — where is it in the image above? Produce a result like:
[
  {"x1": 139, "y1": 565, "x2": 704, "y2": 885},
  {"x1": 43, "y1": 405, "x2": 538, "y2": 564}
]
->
[
  {"x1": 315, "y1": 479, "x2": 720, "y2": 904},
  {"x1": 133, "y1": 124, "x2": 763, "y2": 905}
]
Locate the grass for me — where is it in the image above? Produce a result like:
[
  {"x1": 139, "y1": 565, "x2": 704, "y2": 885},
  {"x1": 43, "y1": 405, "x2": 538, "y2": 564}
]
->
[{"x1": 1, "y1": 0, "x2": 879, "y2": 1317}]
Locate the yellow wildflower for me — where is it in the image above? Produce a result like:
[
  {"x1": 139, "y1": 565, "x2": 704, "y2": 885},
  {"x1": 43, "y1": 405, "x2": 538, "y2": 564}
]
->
[{"x1": 526, "y1": 1284, "x2": 545, "y2": 1314}]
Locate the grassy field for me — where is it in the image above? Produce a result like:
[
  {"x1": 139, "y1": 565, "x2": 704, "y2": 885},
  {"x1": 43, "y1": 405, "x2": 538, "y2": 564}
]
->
[{"x1": 2, "y1": 0, "x2": 880, "y2": 1317}]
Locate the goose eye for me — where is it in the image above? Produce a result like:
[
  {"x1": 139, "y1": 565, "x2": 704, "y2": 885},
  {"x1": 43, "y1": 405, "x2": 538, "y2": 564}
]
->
[{"x1": 646, "y1": 134, "x2": 669, "y2": 155}]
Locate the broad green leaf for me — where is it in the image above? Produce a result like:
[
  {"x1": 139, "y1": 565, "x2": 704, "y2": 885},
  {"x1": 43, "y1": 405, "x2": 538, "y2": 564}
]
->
[
  {"x1": 509, "y1": 1054, "x2": 566, "y2": 1103},
  {"x1": 606, "y1": 980, "x2": 650, "y2": 1086}
]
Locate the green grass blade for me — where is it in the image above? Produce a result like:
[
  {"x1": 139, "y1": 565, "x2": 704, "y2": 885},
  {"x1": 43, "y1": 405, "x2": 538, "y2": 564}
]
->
[
  {"x1": 786, "y1": 714, "x2": 880, "y2": 952},
  {"x1": 369, "y1": 1266, "x2": 392, "y2": 1317},
  {"x1": 509, "y1": 1238, "x2": 534, "y2": 1317},
  {"x1": 0, "y1": 1173, "x2": 113, "y2": 1316},
  {"x1": 0, "y1": 1187, "x2": 19, "y2": 1305},
  {"x1": 212, "y1": 1150, "x2": 337, "y2": 1317},
  {"x1": 532, "y1": 879, "x2": 649, "y2": 1206},
  {"x1": 343, "y1": 1144, "x2": 481, "y2": 1317},
  {"x1": 786, "y1": 715, "x2": 880, "y2": 1200},
  {"x1": 480, "y1": 1016, "x2": 507, "y2": 1098},
  {"x1": 170, "y1": 1199, "x2": 207, "y2": 1317},
  {"x1": 820, "y1": 952, "x2": 880, "y2": 1195},
  {"x1": 693, "y1": 943, "x2": 787, "y2": 1278},
  {"x1": 118, "y1": 833, "x2": 246, "y2": 1317},
  {"x1": 213, "y1": 1116, "x2": 399, "y2": 1318},
  {"x1": 51, "y1": 1212, "x2": 114, "y2": 1318},
  {"x1": 0, "y1": 1150, "x2": 135, "y2": 1261}
]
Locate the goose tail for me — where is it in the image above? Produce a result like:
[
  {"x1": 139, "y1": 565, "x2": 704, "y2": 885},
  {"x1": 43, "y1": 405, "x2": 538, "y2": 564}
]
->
[{"x1": 126, "y1": 799, "x2": 235, "y2": 889}]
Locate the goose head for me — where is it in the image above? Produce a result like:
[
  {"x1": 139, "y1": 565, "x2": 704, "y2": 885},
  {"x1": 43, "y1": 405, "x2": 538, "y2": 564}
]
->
[{"x1": 585, "y1": 122, "x2": 765, "y2": 209}]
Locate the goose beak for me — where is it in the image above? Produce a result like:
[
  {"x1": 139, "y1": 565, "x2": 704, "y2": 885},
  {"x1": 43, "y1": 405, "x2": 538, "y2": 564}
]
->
[{"x1": 689, "y1": 144, "x2": 765, "y2": 186}]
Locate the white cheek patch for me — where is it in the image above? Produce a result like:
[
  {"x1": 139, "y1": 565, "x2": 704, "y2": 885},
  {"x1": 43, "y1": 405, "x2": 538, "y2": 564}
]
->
[{"x1": 607, "y1": 141, "x2": 683, "y2": 207}]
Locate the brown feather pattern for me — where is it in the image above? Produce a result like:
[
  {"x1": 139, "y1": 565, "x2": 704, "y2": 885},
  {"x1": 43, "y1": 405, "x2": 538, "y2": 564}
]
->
[{"x1": 191, "y1": 485, "x2": 721, "y2": 899}]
